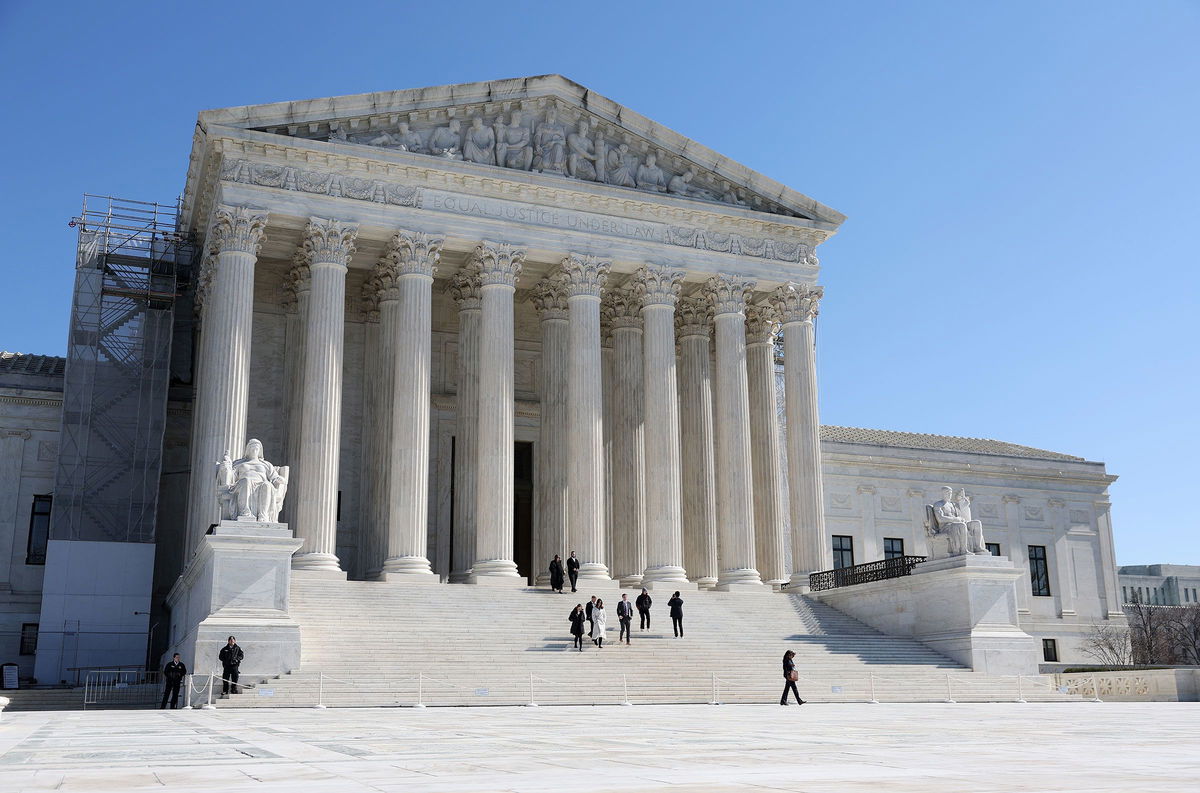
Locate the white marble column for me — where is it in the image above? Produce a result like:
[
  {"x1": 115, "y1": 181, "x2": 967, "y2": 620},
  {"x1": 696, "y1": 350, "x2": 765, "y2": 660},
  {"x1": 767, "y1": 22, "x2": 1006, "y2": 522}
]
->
[
  {"x1": 468, "y1": 242, "x2": 525, "y2": 583},
  {"x1": 676, "y1": 297, "x2": 718, "y2": 588},
  {"x1": 449, "y1": 265, "x2": 483, "y2": 582},
  {"x1": 706, "y1": 274, "x2": 763, "y2": 589},
  {"x1": 602, "y1": 285, "x2": 646, "y2": 586},
  {"x1": 745, "y1": 303, "x2": 788, "y2": 587},
  {"x1": 531, "y1": 275, "x2": 570, "y2": 586},
  {"x1": 770, "y1": 283, "x2": 827, "y2": 585},
  {"x1": 186, "y1": 204, "x2": 268, "y2": 556},
  {"x1": 281, "y1": 254, "x2": 310, "y2": 531},
  {"x1": 377, "y1": 231, "x2": 443, "y2": 578},
  {"x1": 562, "y1": 255, "x2": 611, "y2": 581},
  {"x1": 636, "y1": 265, "x2": 690, "y2": 586},
  {"x1": 357, "y1": 280, "x2": 386, "y2": 578},
  {"x1": 293, "y1": 217, "x2": 358, "y2": 572}
]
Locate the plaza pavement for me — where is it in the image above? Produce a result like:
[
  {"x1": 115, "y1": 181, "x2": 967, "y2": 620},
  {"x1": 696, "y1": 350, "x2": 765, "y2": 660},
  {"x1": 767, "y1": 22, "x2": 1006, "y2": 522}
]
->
[{"x1": 0, "y1": 702, "x2": 1196, "y2": 792}]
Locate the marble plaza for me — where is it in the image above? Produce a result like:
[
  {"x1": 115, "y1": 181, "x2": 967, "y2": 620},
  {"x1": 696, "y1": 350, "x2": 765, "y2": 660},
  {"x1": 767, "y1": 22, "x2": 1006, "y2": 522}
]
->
[{"x1": 1, "y1": 703, "x2": 1197, "y2": 792}]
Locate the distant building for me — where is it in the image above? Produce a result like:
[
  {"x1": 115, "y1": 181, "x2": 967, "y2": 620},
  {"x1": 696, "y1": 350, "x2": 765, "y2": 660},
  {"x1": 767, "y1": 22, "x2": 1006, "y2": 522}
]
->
[{"x1": 1119, "y1": 564, "x2": 1200, "y2": 606}]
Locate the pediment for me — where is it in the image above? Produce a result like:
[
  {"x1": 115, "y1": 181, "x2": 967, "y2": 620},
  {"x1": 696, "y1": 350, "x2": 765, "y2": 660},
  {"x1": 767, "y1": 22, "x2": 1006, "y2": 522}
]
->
[{"x1": 197, "y1": 75, "x2": 844, "y2": 227}]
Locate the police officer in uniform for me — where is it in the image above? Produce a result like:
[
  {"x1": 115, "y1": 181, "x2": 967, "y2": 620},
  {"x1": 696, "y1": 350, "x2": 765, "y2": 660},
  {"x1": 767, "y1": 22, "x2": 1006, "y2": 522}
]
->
[
  {"x1": 218, "y1": 636, "x2": 244, "y2": 695},
  {"x1": 161, "y1": 653, "x2": 187, "y2": 709}
]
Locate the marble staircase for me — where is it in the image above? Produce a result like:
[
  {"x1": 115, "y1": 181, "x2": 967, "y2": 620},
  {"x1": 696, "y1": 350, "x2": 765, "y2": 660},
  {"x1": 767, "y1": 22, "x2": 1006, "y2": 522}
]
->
[{"x1": 218, "y1": 579, "x2": 1080, "y2": 707}]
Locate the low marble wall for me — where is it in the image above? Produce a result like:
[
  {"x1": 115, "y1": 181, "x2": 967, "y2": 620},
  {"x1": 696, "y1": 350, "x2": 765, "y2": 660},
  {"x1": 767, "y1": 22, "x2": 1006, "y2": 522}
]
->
[
  {"x1": 1055, "y1": 669, "x2": 1200, "y2": 702},
  {"x1": 811, "y1": 555, "x2": 1040, "y2": 675}
]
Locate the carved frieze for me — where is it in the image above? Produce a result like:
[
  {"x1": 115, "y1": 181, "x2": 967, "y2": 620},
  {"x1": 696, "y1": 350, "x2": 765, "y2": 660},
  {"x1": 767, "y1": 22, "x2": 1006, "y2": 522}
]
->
[
  {"x1": 218, "y1": 156, "x2": 816, "y2": 265},
  {"x1": 265, "y1": 100, "x2": 800, "y2": 217}
]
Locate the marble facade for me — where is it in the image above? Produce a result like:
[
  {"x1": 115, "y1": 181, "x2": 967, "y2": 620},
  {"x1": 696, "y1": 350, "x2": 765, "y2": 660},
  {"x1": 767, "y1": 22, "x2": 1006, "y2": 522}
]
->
[{"x1": 179, "y1": 76, "x2": 841, "y2": 593}]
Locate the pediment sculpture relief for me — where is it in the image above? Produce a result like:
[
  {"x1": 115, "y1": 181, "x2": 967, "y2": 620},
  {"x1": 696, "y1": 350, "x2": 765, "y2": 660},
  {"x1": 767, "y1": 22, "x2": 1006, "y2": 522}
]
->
[{"x1": 282, "y1": 104, "x2": 789, "y2": 215}]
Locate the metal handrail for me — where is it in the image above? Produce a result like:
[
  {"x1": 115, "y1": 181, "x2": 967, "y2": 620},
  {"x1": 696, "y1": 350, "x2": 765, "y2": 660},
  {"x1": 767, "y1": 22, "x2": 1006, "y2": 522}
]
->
[{"x1": 808, "y1": 555, "x2": 928, "y2": 592}]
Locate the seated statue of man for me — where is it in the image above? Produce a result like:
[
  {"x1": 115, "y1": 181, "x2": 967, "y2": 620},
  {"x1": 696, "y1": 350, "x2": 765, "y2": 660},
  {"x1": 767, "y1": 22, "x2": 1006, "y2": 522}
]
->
[
  {"x1": 925, "y1": 485, "x2": 986, "y2": 558},
  {"x1": 216, "y1": 439, "x2": 289, "y2": 523}
]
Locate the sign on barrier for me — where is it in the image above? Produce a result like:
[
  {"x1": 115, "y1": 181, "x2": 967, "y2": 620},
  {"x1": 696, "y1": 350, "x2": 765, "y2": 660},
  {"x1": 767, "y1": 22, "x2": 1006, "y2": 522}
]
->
[
  {"x1": 474, "y1": 688, "x2": 489, "y2": 696},
  {"x1": 831, "y1": 686, "x2": 843, "y2": 694}
]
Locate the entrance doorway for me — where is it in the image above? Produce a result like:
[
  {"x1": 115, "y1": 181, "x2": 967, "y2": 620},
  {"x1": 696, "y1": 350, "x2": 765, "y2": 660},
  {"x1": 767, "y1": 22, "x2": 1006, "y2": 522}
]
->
[{"x1": 448, "y1": 441, "x2": 535, "y2": 583}]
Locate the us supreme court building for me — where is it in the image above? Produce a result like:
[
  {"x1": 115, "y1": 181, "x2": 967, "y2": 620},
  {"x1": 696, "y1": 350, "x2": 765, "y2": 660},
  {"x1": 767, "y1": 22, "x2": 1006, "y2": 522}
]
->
[{"x1": 0, "y1": 76, "x2": 1126, "y2": 684}]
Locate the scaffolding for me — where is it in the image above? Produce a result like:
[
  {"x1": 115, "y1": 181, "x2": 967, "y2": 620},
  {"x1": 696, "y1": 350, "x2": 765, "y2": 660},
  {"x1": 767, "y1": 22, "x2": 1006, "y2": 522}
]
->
[{"x1": 51, "y1": 195, "x2": 195, "y2": 544}]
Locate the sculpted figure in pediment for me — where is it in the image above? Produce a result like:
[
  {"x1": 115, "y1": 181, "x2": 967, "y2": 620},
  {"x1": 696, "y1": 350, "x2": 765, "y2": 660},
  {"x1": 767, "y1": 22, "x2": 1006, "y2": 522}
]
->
[
  {"x1": 463, "y1": 117, "x2": 496, "y2": 165},
  {"x1": 429, "y1": 119, "x2": 463, "y2": 159},
  {"x1": 636, "y1": 153, "x2": 667, "y2": 192},
  {"x1": 495, "y1": 111, "x2": 533, "y2": 171},
  {"x1": 607, "y1": 143, "x2": 638, "y2": 188},
  {"x1": 533, "y1": 106, "x2": 568, "y2": 174},
  {"x1": 370, "y1": 122, "x2": 423, "y2": 152},
  {"x1": 566, "y1": 119, "x2": 600, "y2": 181}
]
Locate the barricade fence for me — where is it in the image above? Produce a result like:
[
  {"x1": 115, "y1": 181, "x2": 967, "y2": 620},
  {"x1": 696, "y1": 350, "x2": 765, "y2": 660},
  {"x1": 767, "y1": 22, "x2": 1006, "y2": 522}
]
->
[{"x1": 199, "y1": 670, "x2": 1094, "y2": 709}]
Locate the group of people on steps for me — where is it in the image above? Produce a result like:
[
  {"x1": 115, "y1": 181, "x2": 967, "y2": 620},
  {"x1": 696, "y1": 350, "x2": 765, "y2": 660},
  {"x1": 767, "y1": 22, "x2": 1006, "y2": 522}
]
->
[{"x1": 565, "y1": 589, "x2": 684, "y2": 650}]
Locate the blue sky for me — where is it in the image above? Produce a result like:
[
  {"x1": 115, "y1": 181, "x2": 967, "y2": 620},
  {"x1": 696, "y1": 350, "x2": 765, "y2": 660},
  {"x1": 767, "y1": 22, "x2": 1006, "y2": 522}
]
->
[{"x1": 1, "y1": 1, "x2": 1196, "y2": 565}]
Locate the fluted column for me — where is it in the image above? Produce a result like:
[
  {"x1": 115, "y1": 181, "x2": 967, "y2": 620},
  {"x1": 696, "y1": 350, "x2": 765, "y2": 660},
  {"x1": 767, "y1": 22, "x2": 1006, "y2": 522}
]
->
[
  {"x1": 706, "y1": 274, "x2": 763, "y2": 589},
  {"x1": 771, "y1": 283, "x2": 827, "y2": 585},
  {"x1": 676, "y1": 297, "x2": 718, "y2": 588},
  {"x1": 602, "y1": 285, "x2": 646, "y2": 585},
  {"x1": 377, "y1": 231, "x2": 443, "y2": 578},
  {"x1": 357, "y1": 280, "x2": 386, "y2": 578},
  {"x1": 531, "y1": 275, "x2": 570, "y2": 586},
  {"x1": 562, "y1": 255, "x2": 611, "y2": 581},
  {"x1": 449, "y1": 265, "x2": 482, "y2": 582},
  {"x1": 469, "y1": 242, "x2": 525, "y2": 582},
  {"x1": 745, "y1": 303, "x2": 788, "y2": 587},
  {"x1": 281, "y1": 254, "x2": 310, "y2": 530},
  {"x1": 635, "y1": 265, "x2": 690, "y2": 586},
  {"x1": 293, "y1": 217, "x2": 358, "y2": 571},
  {"x1": 186, "y1": 204, "x2": 268, "y2": 556}
]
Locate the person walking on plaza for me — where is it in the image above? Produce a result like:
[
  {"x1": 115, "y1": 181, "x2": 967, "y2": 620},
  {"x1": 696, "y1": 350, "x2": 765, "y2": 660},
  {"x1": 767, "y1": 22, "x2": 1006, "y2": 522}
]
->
[
  {"x1": 635, "y1": 587, "x2": 652, "y2": 630},
  {"x1": 668, "y1": 591, "x2": 684, "y2": 637},
  {"x1": 160, "y1": 653, "x2": 186, "y2": 709},
  {"x1": 586, "y1": 595, "x2": 597, "y2": 637},
  {"x1": 591, "y1": 598, "x2": 608, "y2": 648},
  {"x1": 549, "y1": 554, "x2": 565, "y2": 594},
  {"x1": 781, "y1": 650, "x2": 806, "y2": 706},
  {"x1": 617, "y1": 593, "x2": 634, "y2": 645},
  {"x1": 569, "y1": 604, "x2": 586, "y2": 652},
  {"x1": 218, "y1": 636, "x2": 244, "y2": 695},
  {"x1": 567, "y1": 551, "x2": 580, "y2": 592}
]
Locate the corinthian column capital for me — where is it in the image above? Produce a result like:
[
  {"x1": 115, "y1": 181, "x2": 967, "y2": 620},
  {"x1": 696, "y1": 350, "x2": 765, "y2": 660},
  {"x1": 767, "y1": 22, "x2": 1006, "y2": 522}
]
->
[
  {"x1": 210, "y1": 204, "x2": 269, "y2": 256},
  {"x1": 449, "y1": 261, "x2": 483, "y2": 311},
  {"x1": 359, "y1": 276, "x2": 381, "y2": 323},
  {"x1": 384, "y1": 229, "x2": 445, "y2": 277},
  {"x1": 560, "y1": 254, "x2": 611, "y2": 298},
  {"x1": 302, "y1": 217, "x2": 359, "y2": 267},
  {"x1": 601, "y1": 285, "x2": 643, "y2": 330},
  {"x1": 704, "y1": 274, "x2": 756, "y2": 316},
  {"x1": 744, "y1": 302, "x2": 780, "y2": 345},
  {"x1": 769, "y1": 281, "x2": 823, "y2": 324},
  {"x1": 633, "y1": 264, "x2": 685, "y2": 308},
  {"x1": 530, "y1": 273, "x2": 571, "y2": 320},
  {"x1": 471, "y1": 242, "x2": 526, "y2": 287},
  {"x1": 674, "y1": 295, "x2": 712, "y2": 338}
]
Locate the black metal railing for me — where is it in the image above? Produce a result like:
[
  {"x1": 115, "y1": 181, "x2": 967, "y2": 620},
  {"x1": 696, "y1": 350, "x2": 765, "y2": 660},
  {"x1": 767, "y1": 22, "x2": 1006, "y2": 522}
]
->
[{"x1": 808, "y1": 555, "x2": 927, "y2": 592}]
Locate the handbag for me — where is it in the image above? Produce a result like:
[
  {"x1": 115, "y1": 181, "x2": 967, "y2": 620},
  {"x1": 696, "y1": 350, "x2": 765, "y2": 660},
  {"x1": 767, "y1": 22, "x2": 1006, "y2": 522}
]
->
[{"x1": 787, "y1": 670, "x2": 799, "y2": 682}]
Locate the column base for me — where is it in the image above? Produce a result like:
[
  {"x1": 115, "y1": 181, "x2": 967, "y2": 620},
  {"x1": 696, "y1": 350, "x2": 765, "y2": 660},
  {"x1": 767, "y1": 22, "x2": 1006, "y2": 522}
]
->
[
  {"x1": 716, "y1": 568, "x2": 767, "y2": 592},
  {"x1": 641, "y1": 565, "x2": 690, "y2": 586},
  {"x1": 641, "y1": 580, "x2": 697, "y2": 592},
  {"x1": 291, "y1": 568, "x2": 348, "y2": 581},
  {"x1": 466, "y1": 558, "x2": 524, "y2": 586},
  {"x1": 764, "y1": 578, "x2": 788, "y2": 592},
  {"x1": 380, "y1": 556, "x2": 434, "y2": 576},
  {"x1": 785, "y1": 571, "x2": 815, "y2": 591},
  {"x1": 291, "y1": 552, "x2": 342, "y2": 573},
  {"x1": 618, "y1": 574, "x2": 644, "y2": 588},
  {"x1": 691, "y1": 577, "x2": 718, "y2": 590},
  {"x1": 448, "y1": 570, "x2": 472, "y2": 584},
  {"x1": 578, "y1": 563, "x2": 612, "y2": 581}
]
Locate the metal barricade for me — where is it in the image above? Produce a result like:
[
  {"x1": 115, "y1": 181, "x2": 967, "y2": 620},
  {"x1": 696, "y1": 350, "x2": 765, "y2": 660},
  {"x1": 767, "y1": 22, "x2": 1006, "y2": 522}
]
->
[{"x1": 82, "y1": 669, "x2": 163, "y2": 709}]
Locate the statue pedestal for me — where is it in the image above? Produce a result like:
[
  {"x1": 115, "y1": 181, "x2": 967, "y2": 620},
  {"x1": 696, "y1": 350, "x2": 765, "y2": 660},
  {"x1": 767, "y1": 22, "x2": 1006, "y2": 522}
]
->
[
  {"x1": 165, "y1": 521, "x2": 303, "y2": 681},
  {"x1": 810, "y1": 554, "x2": 1039, "y2": 675}
]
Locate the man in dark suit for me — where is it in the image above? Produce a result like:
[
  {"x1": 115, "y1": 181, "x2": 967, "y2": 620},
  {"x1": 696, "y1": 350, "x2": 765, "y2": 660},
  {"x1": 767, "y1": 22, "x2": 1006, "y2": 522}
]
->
[
  {"x1": 160, "y1": 653, "x2": 187, "y2": 709},
  {"x1": 616, "y1": 594, "x2": 634, "y2": 645},
  {"x1": 567, "y1": 551, "x2": 580, "y2": 592},
  {"x1": 218, "y1": 636, "x2": 244, "y2": 695},
  {"x1": 585, "y1": 595, "x2": 597, "y2": 637}
]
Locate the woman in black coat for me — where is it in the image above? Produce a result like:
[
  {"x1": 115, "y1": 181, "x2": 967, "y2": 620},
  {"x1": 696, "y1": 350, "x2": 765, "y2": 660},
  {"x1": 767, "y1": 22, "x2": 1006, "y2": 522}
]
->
[
  {"x1": 569, "y1": 604, "x2": 586, "y2": 652},
  {"x1": 549, "y1": 555, "x2": 565, "y2": 593},
  {"x1": 781, "y1": 649, "x2": 806, "y2": 705},
  {"x1": 668, "y1": 591, "x2": 684, "y2": 637}
]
